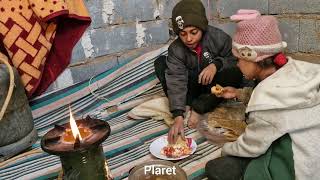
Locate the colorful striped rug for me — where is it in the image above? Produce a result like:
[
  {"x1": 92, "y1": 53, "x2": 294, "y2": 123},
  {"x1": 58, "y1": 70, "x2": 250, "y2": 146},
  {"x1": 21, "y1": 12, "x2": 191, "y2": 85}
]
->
[{"x1": 0, "y1": 45, "x2": 221, "y2": 180}]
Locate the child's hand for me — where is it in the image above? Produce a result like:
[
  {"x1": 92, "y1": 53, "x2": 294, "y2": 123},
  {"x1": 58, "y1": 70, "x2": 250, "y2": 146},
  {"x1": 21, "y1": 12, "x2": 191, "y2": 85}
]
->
[
  {"x1": 198, "y1": 64, "x2": 217, "y2": 85},
  {"x1": 168, "y1": 116, "x2": 185, "y2": 144},
  {"x1": 216, "y1": 86, "x2": 239, "y2": 99}
]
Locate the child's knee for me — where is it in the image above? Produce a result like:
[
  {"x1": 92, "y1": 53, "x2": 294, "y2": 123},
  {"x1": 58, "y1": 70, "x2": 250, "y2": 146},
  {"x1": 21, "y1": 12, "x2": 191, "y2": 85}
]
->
[
  {"x1": 192, "y1": 94, "x2": 222, "y2": 114},
  {"x1": 205, "y1": 156, "x2": 249, "y2": 180}
]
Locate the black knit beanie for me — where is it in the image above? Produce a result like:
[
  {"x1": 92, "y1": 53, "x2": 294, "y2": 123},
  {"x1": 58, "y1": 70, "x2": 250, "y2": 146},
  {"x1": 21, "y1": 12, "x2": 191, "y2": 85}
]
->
[{"x1": 172, "y1": 0, "x2": 208, "y2": 34}]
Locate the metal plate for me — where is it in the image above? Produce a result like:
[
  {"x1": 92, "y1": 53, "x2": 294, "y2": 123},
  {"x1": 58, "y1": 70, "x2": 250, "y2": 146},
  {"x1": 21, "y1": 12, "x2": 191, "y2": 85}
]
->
[{"x1": 128, "y1": 160, "x2": 187, "y2": 180}]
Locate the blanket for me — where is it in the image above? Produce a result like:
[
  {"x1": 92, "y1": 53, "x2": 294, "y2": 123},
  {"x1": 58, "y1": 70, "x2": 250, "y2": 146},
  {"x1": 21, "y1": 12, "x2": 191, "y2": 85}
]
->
[{"x1": 0, "y1": 0, "x2": 91, "y2": 97}]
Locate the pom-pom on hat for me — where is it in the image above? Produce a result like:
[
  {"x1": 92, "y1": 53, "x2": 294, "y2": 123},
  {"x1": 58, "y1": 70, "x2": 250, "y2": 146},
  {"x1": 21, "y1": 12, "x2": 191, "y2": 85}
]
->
[
  {"x1": 231, "y1": 9, "x2": 287, "y2": 62},
  {"x1": 172, "y1": 0, "x2": 208, "y2": 34}
]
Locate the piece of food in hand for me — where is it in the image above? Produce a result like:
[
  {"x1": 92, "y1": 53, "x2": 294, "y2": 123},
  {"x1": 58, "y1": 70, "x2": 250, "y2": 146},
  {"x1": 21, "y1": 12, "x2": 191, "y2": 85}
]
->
[
  {"x1": 211, "y1": 84, "x2": 224, "y2": 95},
  {"x1": 161, "y1": 136, "x2": 192, "y2": 158},
  {"x1": 223, "y1": 130, "x2": 238, "y2": 141}
]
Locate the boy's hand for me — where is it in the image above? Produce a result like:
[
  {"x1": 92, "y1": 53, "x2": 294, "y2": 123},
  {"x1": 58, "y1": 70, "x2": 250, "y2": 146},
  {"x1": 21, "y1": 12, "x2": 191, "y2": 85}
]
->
[
  {"x1": 216, "y1": 86, "x2": 239, "y2": 99},
  {"x1": 168, "y1": 116, "x2": 185, "y2": 144},
  {"x1": 198, "y1": 64, "x2": 217, "y2": 85}
]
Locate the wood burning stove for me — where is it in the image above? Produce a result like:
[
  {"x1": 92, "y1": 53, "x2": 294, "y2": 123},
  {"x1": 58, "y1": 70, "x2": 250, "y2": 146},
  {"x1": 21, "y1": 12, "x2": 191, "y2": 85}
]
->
[{"x1": 41, "y1": 115, "x2": 112, "y2": 180}]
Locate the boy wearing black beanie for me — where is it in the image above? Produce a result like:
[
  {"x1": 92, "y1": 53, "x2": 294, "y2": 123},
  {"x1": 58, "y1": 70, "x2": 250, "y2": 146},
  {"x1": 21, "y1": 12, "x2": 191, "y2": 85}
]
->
[{"x1": 154, "y1": 0, "x2": 243, "y2": 144}]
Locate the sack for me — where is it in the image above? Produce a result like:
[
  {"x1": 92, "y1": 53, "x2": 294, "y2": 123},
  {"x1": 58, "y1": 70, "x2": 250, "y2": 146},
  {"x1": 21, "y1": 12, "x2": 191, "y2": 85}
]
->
[
  {"x1": 197, "y1": 101, "x2": 247, "y2": 145},
  {"x1": 0, "y1": 55, "x2": 37, "y2": 162},
  {"x1": 128, "y1": 97, "x2": 175, "y2": 126}
]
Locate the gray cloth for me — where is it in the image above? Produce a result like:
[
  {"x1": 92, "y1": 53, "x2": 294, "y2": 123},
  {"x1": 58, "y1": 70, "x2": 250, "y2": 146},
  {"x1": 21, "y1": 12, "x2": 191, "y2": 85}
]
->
[{"x1": 206, "y1": 156, "x2": 251, "y2": 180}]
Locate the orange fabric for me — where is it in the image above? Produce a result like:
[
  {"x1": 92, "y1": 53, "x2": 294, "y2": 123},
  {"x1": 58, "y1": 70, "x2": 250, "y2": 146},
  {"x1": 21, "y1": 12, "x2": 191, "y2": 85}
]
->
[{"x1": 0, "y1": 0, "x2": 91, "y2": 97}]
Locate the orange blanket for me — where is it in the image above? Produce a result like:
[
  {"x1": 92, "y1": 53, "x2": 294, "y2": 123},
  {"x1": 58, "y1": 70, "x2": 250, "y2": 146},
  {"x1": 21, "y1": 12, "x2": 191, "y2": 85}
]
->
[{"x1": 0, "y1": 0, "x2": 91, "y2": 97}]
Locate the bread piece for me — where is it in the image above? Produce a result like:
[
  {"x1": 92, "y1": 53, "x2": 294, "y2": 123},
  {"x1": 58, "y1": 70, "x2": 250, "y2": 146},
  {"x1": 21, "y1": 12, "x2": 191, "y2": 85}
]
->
[
  {"x1": 175, "y1": 136, "x2": 187, "y2": 146},
  {"x1": 211, "y1": 84, "x2": 224, "y2": 95}
]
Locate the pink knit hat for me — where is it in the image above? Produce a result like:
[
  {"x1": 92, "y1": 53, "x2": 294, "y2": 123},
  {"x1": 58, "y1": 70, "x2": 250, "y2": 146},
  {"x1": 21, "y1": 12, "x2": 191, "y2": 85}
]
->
[{"x1": 230, "y1": 9, "x2": 287, "y2": 62}]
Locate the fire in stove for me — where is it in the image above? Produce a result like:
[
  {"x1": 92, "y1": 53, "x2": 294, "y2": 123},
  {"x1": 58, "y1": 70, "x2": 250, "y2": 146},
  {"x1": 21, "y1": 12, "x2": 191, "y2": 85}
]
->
[{"x1": 41, "y1": 108, "x2": 112, "y2": 180}]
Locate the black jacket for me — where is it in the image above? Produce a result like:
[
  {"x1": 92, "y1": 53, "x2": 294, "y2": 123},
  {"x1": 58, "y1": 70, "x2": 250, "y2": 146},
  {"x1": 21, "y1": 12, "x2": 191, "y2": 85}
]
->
[{"x1": 165, "y1": 25, "x2": 238, "y2": 116}]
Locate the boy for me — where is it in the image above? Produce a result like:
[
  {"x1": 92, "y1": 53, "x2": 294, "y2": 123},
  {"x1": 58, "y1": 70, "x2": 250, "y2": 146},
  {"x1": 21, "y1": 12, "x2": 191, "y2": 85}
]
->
[{"x1": 154, "y1": 0, "x2": 243, "y2": 144}]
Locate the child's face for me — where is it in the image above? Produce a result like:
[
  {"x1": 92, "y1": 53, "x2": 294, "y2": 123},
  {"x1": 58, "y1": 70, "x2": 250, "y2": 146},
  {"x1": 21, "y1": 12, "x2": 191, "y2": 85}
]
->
[
  {"x1": 237, "y1": 58, "x2": 259, "y2": 80},
  {"x1": 179, "y1": 26, "x2": 203, "y2": 49}
]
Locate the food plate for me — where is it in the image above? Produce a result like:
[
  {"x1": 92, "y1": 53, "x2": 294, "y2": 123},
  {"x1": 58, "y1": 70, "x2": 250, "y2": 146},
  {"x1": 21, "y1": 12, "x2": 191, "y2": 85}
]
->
[{"x1": 149, "y1": 136, "x2": 197, "y2": 160}]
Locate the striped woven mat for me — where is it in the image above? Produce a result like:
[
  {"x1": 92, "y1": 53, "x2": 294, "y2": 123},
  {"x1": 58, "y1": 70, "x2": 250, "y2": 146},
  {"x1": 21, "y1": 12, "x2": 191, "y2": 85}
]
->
[{"x1": 0, "y1": 45, "x2": 221, "y2": 180}]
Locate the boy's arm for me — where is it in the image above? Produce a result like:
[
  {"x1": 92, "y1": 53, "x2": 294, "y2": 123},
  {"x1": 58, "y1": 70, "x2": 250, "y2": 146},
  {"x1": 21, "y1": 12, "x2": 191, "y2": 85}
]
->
[
  {"x1": 210, "y1": 29, "x2": 237, "y2": 71},
  {"x1": 165, "y1": 45, "x2": 188, "y2": 118}
]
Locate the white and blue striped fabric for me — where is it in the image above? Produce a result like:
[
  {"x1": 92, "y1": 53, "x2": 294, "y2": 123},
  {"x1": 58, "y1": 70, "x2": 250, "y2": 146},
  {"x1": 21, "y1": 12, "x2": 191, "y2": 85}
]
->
[{"x1": 0, "y1": 45, "x2": 220, "y2": 180}]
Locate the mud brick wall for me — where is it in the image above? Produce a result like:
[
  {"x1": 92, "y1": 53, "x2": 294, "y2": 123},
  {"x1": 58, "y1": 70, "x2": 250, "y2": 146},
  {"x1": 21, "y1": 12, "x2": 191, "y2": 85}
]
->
[{"x1": 46, "y1": 0, "x2": 320, "y2": 93}]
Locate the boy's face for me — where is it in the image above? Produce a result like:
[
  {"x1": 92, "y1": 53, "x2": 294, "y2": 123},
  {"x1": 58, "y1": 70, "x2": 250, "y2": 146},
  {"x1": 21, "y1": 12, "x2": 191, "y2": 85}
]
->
[{"x1": 179, "y1": 26, "x2": 203, "y2": 49}]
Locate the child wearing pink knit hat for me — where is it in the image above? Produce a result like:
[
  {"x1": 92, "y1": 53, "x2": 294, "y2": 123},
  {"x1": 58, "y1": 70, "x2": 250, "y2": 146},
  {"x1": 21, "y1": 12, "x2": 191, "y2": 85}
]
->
[{"x1": 206, "y1": 9, "x2": 320, "y2": 180}]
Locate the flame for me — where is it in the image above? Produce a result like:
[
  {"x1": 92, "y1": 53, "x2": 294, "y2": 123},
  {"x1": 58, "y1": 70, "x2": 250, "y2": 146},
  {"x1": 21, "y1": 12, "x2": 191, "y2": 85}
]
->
[{"x1": 69, "y1": 107, "x2": 82, "y2": 140}]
